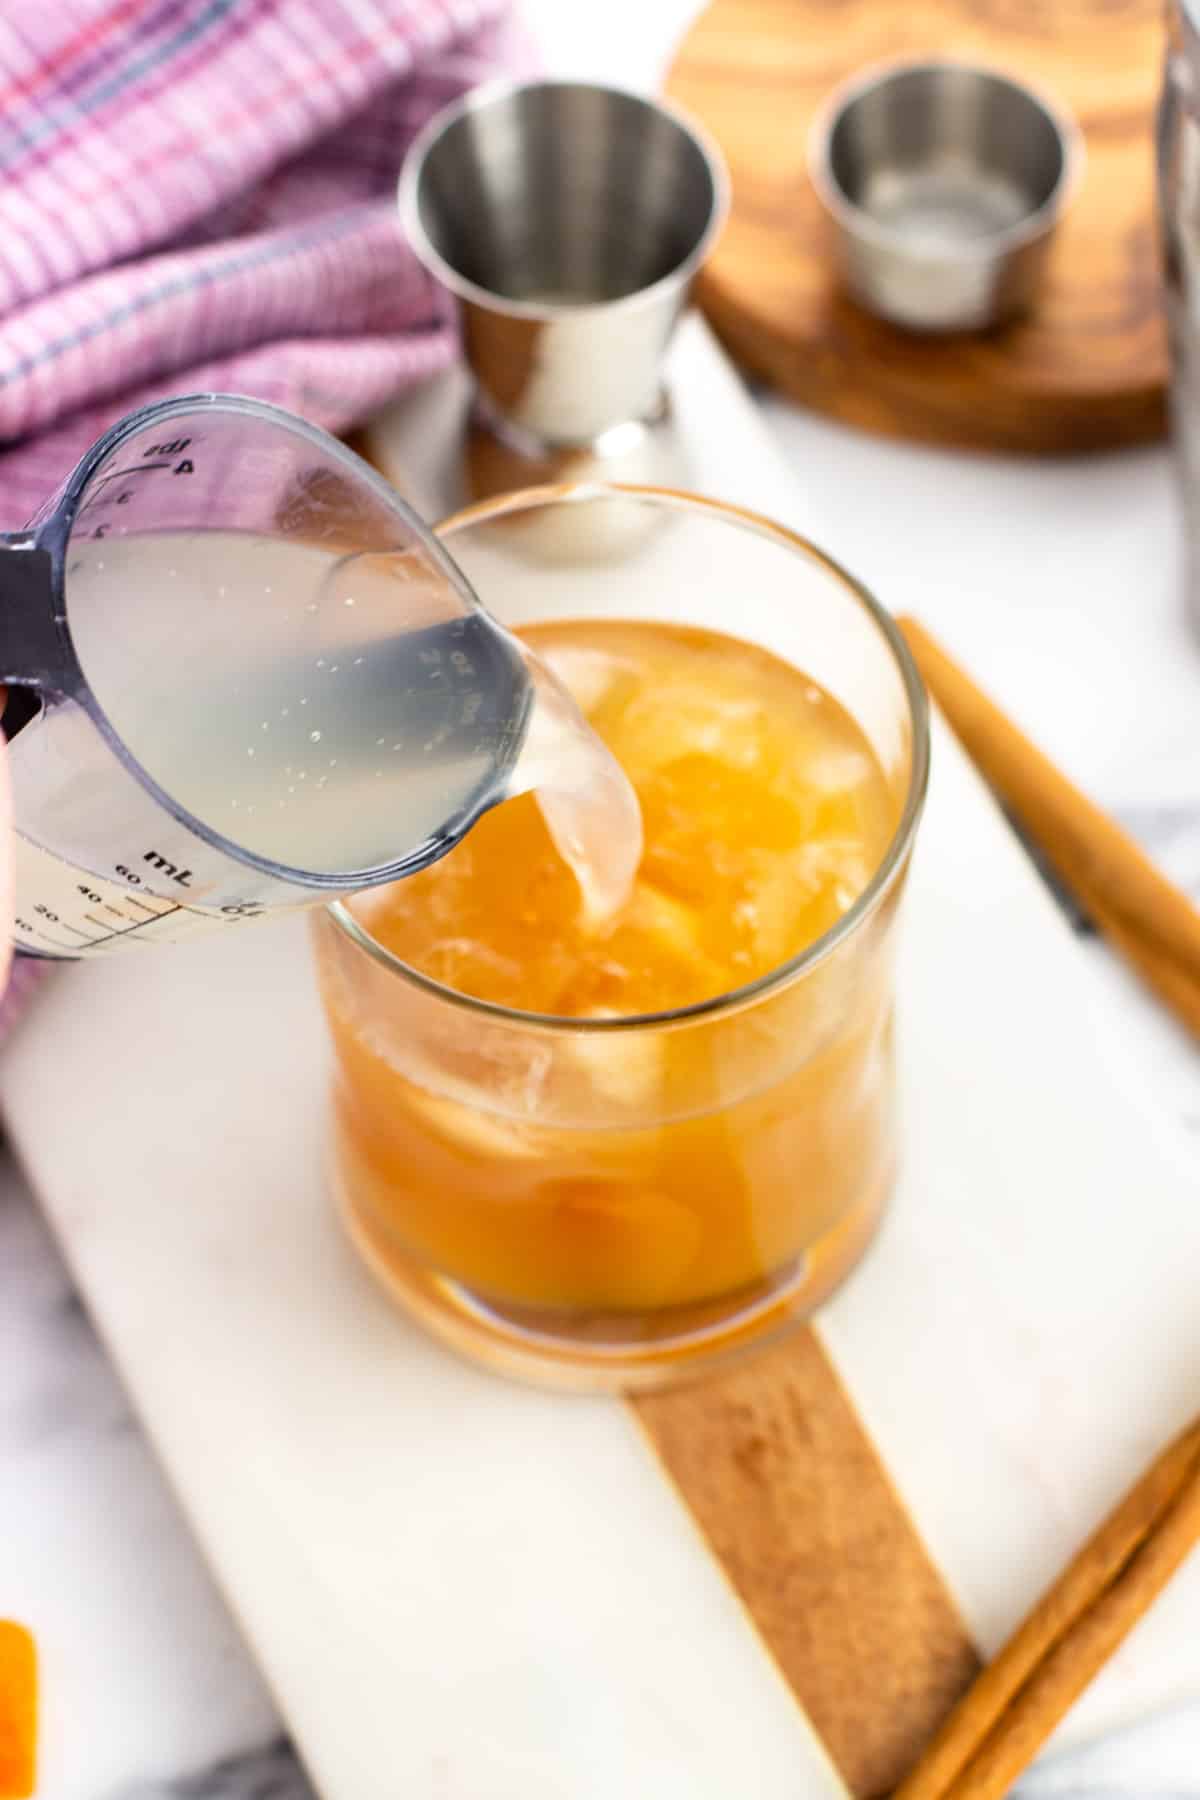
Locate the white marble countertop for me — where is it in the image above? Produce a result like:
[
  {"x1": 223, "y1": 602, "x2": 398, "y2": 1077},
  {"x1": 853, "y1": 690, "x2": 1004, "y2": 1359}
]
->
[{"x1": 2, "y1": 3, "x2": 1198, "y2": 1795}]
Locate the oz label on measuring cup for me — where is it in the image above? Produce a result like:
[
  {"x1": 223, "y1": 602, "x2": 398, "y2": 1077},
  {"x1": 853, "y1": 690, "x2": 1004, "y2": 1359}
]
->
[{"x1": 12, "y1": 836, "x2": 273, "y2": 959}]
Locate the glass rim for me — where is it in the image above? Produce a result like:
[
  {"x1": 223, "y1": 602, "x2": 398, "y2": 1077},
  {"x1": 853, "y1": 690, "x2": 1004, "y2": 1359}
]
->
[{"x1": 327, "y1": 481, "x2": 931, "y2": 1034}]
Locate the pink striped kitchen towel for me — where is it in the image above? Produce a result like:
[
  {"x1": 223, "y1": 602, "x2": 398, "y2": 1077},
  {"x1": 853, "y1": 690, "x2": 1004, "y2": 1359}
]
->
[
  {"x1": 0, "y1": 0, "x2": 524, "y2": 1031},
  {"x1": 0, "y1": 0, "x2": 524, "y2": 527}
]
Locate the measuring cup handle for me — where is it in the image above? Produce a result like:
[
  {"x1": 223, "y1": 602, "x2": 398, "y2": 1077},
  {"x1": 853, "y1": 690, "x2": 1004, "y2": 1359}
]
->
[{"x1": 0, "y1": 534, "x2": 71, "y2": 691}]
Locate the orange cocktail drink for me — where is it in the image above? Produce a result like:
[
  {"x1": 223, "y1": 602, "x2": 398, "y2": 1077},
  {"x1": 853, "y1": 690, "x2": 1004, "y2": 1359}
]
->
[{"x1": 313, "y1": 488, "x2": 927, "y2": 1388}]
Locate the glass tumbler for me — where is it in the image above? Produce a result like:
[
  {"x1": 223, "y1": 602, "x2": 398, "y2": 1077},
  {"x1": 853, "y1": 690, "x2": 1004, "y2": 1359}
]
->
[{"x1": 312, "y1": 486, "x2": 929, "y2": 1390}]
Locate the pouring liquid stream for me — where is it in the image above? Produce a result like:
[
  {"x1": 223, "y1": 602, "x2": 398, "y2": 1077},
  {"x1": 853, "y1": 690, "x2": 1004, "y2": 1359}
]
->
[
  {"x1": 310, "y1": 539, "x2": 643, "y2": 932},
  {"x1": 312, "y1": 543, "x2": 643, "y2": 928},
  {"x1": 7, "y1": 531, "x2": 642, "y2": 957},
  {"x1": 506, "y1": 652, "x2": 643, "y2": 930}
]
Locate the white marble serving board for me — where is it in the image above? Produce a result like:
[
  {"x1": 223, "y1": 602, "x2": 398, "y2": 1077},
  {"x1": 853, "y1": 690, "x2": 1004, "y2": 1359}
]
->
[{"x1": 2, "y1": 321, "x2": 1198, "y2": 1800}]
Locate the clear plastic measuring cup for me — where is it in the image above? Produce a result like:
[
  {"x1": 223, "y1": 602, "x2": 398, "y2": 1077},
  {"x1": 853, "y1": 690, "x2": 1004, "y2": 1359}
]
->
[{"x1": 0, "y1": 394, "x2": 533, "y2": 958}]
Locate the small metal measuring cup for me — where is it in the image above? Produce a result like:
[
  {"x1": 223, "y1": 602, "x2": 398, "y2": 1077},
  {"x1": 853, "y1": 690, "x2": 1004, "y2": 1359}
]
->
[
  {"x1": 810, "y1": 59, "x2": 1082, "y2": 333},
  {"x1": 399, "y1": 80, "x2": 729, "y2": 455}
]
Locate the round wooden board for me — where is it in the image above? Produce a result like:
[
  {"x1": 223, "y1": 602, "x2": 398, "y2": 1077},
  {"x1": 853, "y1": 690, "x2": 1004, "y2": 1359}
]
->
[{"x1": 665, "y1": 0, "x2": 1167, "y2": 454}]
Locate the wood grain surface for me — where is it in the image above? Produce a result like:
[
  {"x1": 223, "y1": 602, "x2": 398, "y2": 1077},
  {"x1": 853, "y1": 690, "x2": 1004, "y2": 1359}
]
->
[
  {"x1": 634, "y1": 1328, "x2": 981, "y2": 1798},
  {"x1": 665, "y1": 0, "x2": 1167, "y2": 453}
]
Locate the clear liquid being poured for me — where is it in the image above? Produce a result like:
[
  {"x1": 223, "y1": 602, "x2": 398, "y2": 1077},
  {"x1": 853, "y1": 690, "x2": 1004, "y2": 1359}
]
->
[
  {"x1": 63, "y1": 531, "x2": 641, "y2": 914},
  {"x1": 346, "y1": 618, "x2": 898, "y2": 1021},
  {"x1": 305, "y1": 543, "x2": 643, "y2": 919},
  {"x1": 505, "y1": 652, "x2": 643, "y2": 928},
  {"x1": 306, "y1": 542, "x2": 642, "y2": 917}
]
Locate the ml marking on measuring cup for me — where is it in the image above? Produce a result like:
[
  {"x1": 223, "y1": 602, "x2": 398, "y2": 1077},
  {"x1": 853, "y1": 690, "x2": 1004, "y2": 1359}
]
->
[{"x1": 12, "y1": 841, "x2": 269, "y2": 958}]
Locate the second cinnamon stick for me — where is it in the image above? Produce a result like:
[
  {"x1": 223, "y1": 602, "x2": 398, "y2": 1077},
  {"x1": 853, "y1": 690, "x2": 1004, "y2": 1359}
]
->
[
  {"x1": 893, "y1": 1417, "x2": 1200, "y2": 1800},
  {"x1": 897, "y1": 617, "x2": 1200, "y2": 1004}
]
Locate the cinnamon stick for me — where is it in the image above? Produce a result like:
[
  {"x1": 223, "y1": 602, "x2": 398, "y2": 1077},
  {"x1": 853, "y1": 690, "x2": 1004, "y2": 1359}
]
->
[
  {"x1": 1086, "y1": 894, "x2": 1200, "y2": 1041},
  {"x1": 893, "y1": 1417, "x2": 1200, "y2": 1800},
  {"x1": 897, "y1": 617, "x2": 1200, "y2": 1010}
]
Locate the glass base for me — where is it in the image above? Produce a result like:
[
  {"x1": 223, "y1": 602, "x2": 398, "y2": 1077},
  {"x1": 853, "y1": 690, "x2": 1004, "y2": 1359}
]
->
[{"x1": 336, "y1": 1169, "x2": 890, "y2": 1394}]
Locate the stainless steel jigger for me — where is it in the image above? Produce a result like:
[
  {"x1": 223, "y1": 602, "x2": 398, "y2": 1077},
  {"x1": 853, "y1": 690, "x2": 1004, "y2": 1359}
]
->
[
  {"x1": 810, "y1": 60, "x2": 1081, "y2": 334},
  {"x1": 399, "y1": 80, "x2": 728, "y2": 473}
]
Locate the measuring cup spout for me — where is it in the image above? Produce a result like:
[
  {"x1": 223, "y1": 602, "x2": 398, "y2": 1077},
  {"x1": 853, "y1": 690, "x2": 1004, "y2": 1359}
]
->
[{"x1": 0, "y1": 534, "x2": 68, "y2": 691}]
